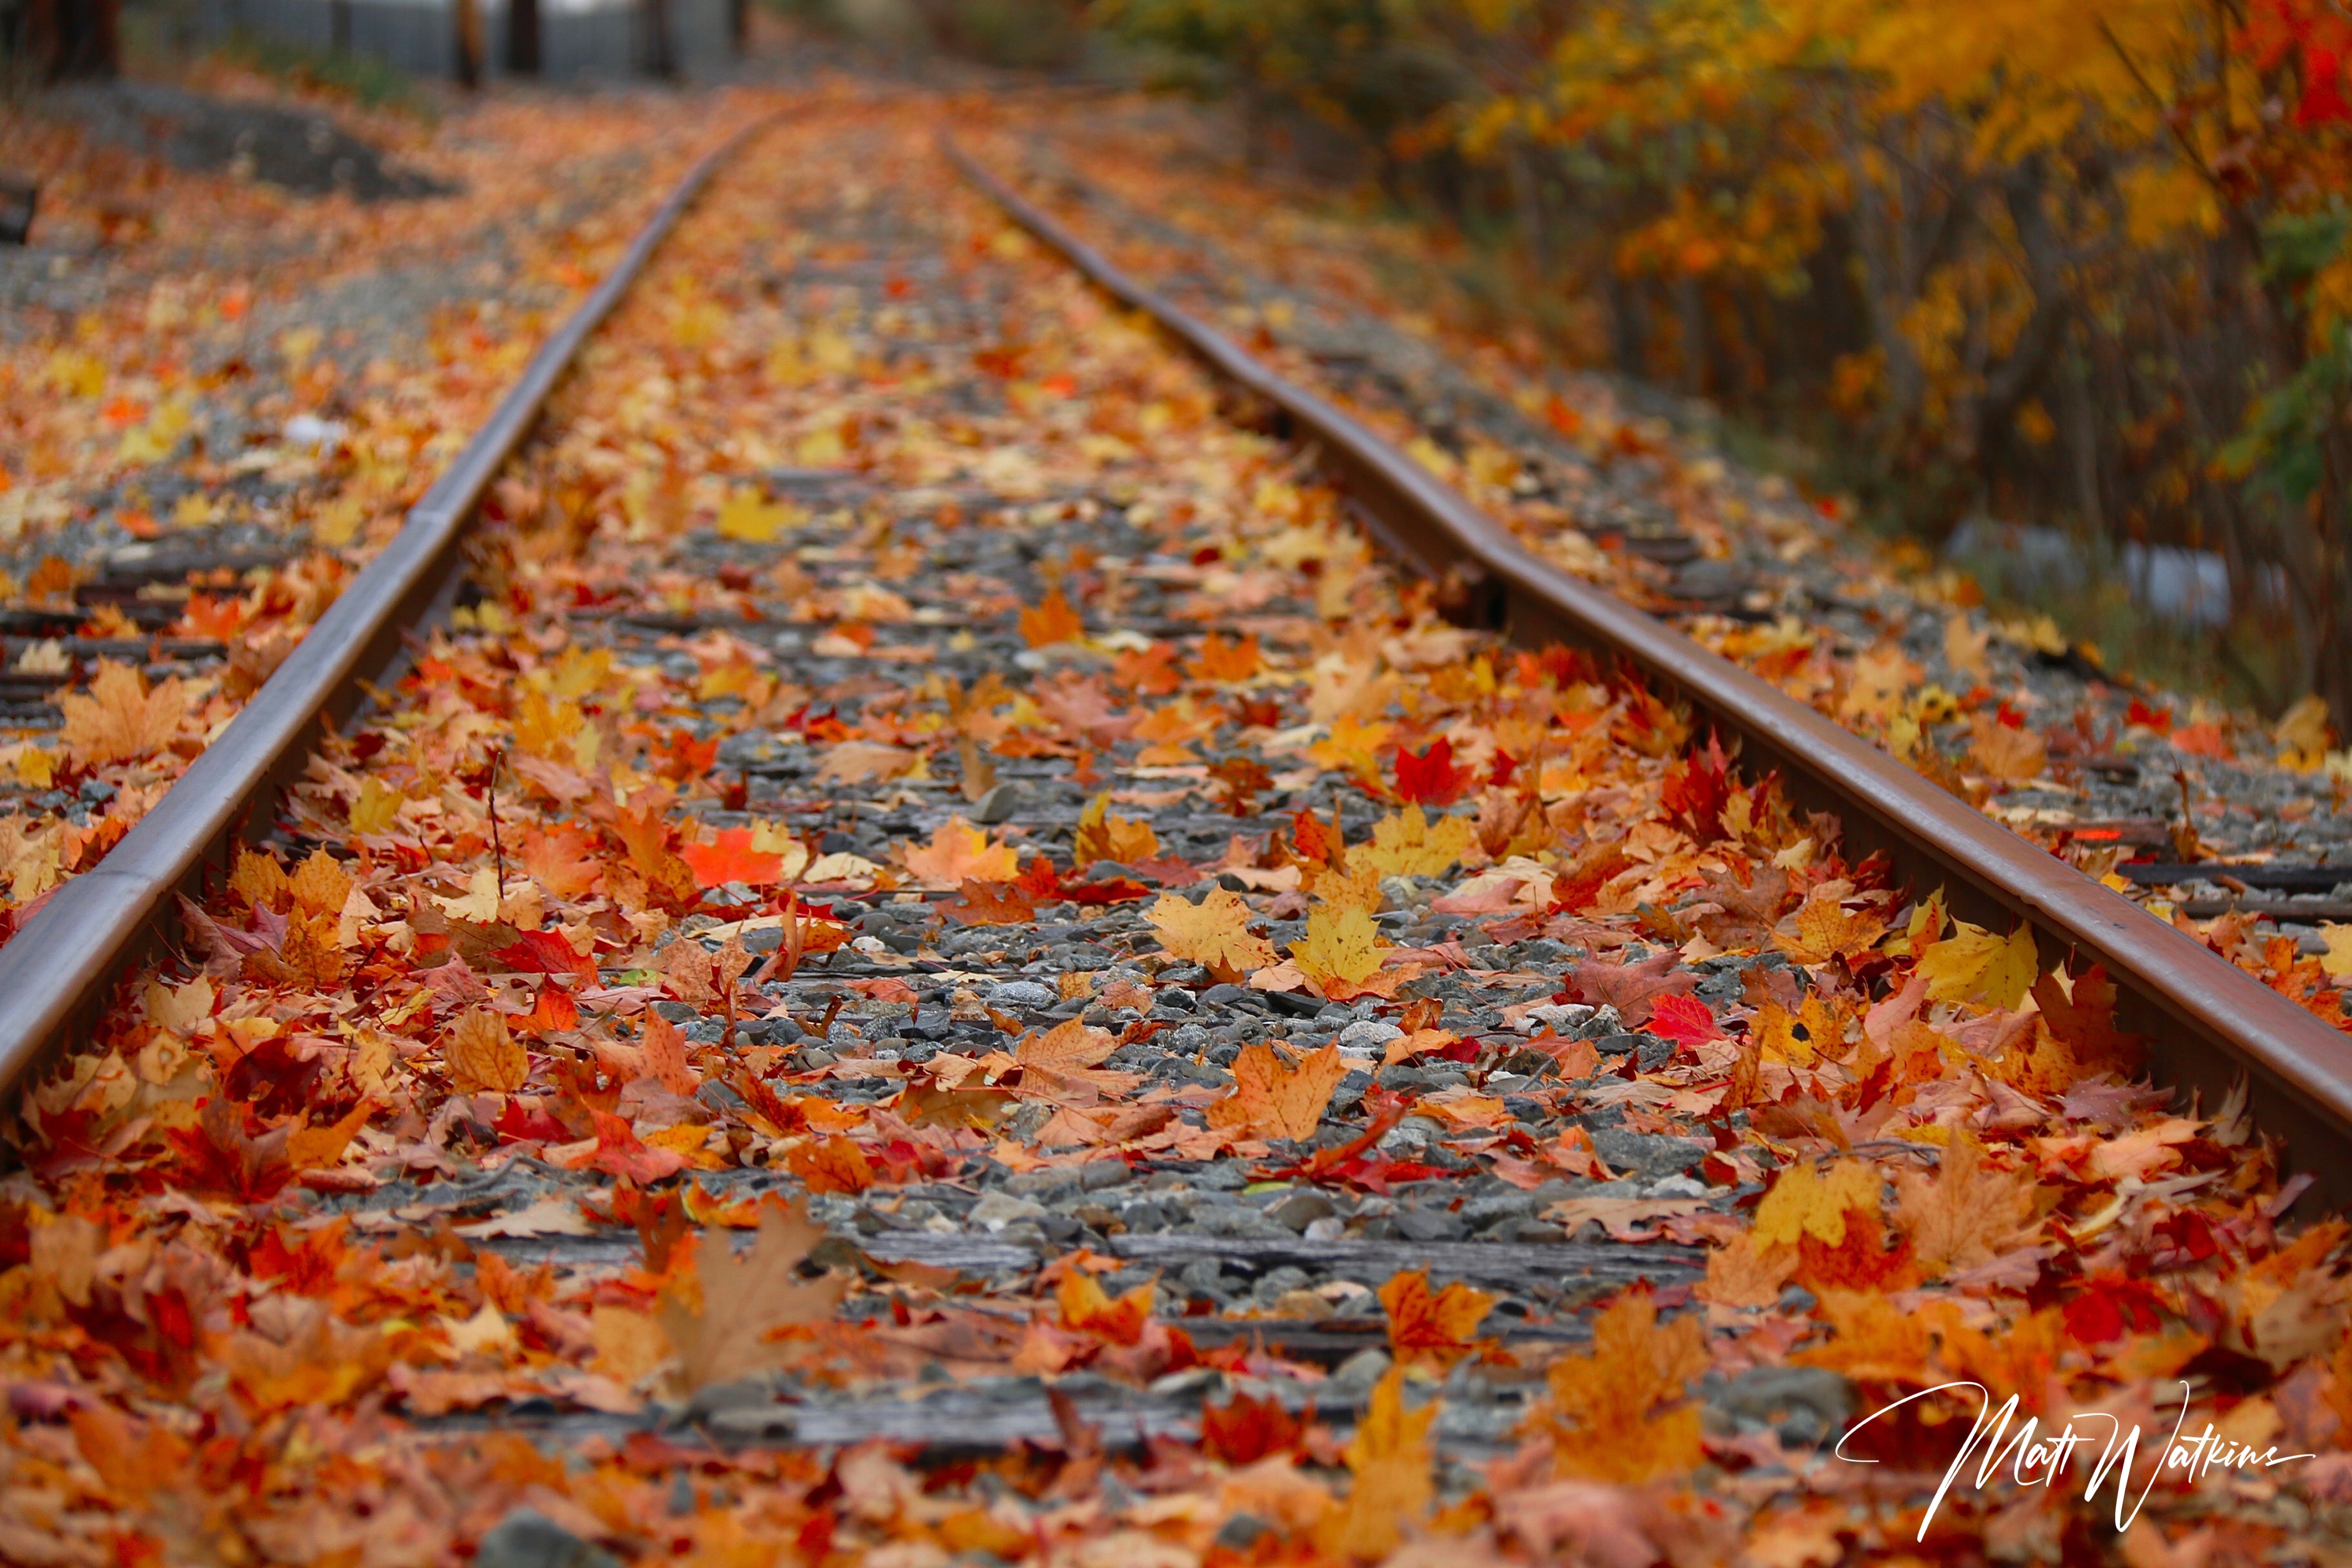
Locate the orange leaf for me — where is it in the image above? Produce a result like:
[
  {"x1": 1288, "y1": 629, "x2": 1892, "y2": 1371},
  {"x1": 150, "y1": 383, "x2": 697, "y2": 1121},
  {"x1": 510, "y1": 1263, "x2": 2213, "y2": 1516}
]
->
[
  {"x1": 1189, "y1": 630, "x2": 1263, "y2": 683},
  {"x1": 1057, "y1": 1268, "x2": 1153, "y2": 1346},
  {"x1": 1018, "y1": 587, "x2": 1085, "y2": 647},
  {"x1": 1378, "y1": 1269, "x2": 1495, "y2": 1367},
  {"x1": 680, "y1": 827, "x2": 786, "y2": 889},
  {"x1": 902, "y1": 816, "x2": 1020, "y2": 885},
  {"x1": 785, "y1": 1135, "x2": 875, "y2": 1194},
  {"x1": 1206, "y1": 1041, "x2": 1349, "y2": 1142}
]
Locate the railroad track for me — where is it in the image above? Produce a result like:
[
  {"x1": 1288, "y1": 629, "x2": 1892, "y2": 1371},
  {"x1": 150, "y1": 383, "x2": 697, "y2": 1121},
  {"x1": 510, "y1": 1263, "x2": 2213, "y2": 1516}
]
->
[{"x1": 0, "y1": 104, "x2": 2344, "y2": 1562}]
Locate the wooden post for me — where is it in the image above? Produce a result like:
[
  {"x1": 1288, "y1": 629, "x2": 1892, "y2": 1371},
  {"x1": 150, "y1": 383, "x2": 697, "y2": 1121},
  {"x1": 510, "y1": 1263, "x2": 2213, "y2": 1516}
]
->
[
  {"x1": 506, "y1": 0, "x2": 541, "y2": 73},
  {"x1": 455, "y1": 0, "x2": 483, "y2": 86}
]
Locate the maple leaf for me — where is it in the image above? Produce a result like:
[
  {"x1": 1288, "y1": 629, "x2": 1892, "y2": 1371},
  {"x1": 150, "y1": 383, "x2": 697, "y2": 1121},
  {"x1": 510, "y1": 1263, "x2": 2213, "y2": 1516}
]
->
[
  {"x1": 1751, "y1": 1159, "x2": 1883, "y2": 1251},
  {"x1": 1200, "y1": 1390, "x2": 1307, "y2": 1465},
  {"x1": 1018, "y1": 586, "x2": 1086, "y2": 647},
  {"x1": 1206, "y1": 1041, "x2": 1348, "y2": 1141},
  {"x1": 1356, "y1": 804, "x2": 1477, "y2": 878},
  {"x1": 1317, "y1": 1367, "x2": 1434, "y2": 1560},
  {"x1": 519, "y1": 822, "x2": 604, "y2": 899},
  {"x1": 659, "y1": 1196, "x2": 849, "y2": 1391},
  {"x1": 1695, "y1": 1234, "x2": 1798, "y2": 1308},
  {"x1": 680, "y1": 827, "x2": 787, "y2": 889},
  {"x1": 1146, "y1": 888, "x2": 1278, "y2": 979},
  {"x1": 69, "y1": 1402, "x2": 193, "y2": 1504},
  {"x1": 1392, "y1": 736, "x2": 1473, "y2": 805},
  {"x1": 785, "y1": 1134, "x2": 876, "y2": 1194},
  {"x1": 1058, "y1": 1269, "x2": 1154, "y2": 1346},
  {"x1": 2029, "y1": 965, "x2": 2143, "y2": 1077},
  {"x1": 1207, "y1": 754, "x2": 1274, "y2": 815},
  {"x1": 1014, "y1": 1019, "x2": 1132, "y2": 1101},
  {"x1": 588, "y1": 1109, "x2": 689, "y2": 1184},
  {"x1": 1379, "y1": 1269, "x2": 1495, "y2": 1367},
  {"x1": 1893, "y1": 1135, "x2": 2042, "y2": 1280},
  {"x1": 1687, "y1": 863, "x2": 1793, "y2": 949},
  {"x1": 1916, "y1": 920, "x2": 2041, "y2": 1010},
  {"x1": 1659, "y1": 732, "x2": 1734, "y2": 841},
  {"x1": 640, "y1": 1011, "x2": 699, "y2": 1094},
  {"x1": 1967, "y1": 711, "x2": 2048, "y2": 781},
  {"x1": 715, "y1": 489, "x2": 800, "y2": 542},
  {"x1": 902, "y1": 816, "x2": 1019, "y2": 886},
  {"x1": 1565, "y1": 949, "x2": 1698, "y2": 1028},
  {"x1": 1772, "y1": 886, "x2": 1888, "y2": 965},
  {"x1": 812, "y1": 740, "x2": 919, "y2": 787},
  {"x1": 285, "y1": 1101, "x2": 374, "y2": 1170},
  {"x1": 60, "y1": 660, "x2": 187, "y2": 767},
  {"x1": 1527, "y1": 1290, "x2": 1707, "y2": 1483},
  {"x1": 1644, "y1": 993, "x2": 1721, "y2": 1052},
  {"x1": 1071, "y1": 793, "x2": 1160, "y2": 868},
  {"x1": 943, "y1": 876, "x2": 1036, "y2": 927},
  {"x1": 1289, "y1": 901, "x2": 1386, "y2": 992},
  {"x1": 491, "y1": 928, "x2": 598, "y2": 984},
  {"x1": 445, "y1": 1006, "x2": 527, "y2": 1093},
  {"x1": 1189, "y1": 630, "x2": 1263, "y2": 682}
]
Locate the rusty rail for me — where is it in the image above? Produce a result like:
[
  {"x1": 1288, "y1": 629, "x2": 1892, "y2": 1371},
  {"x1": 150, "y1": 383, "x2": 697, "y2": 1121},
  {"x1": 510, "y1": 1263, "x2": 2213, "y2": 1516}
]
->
[
  {"x1": 944, "y1": 135, "x2": 2352, "y2": 1206},
  {"x1": 0, "y1": 119, "x2": 770, "y2": 1093}
]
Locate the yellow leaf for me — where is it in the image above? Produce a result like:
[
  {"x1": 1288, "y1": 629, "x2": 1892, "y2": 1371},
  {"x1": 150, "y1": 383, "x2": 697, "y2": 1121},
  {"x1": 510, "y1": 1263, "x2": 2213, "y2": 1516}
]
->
[
  {"x1": 1146, "y1": 889, "x2": 1277, "y2": 978},
  {"x1": 1290, "y1": 902, "x2": 1386, "y2": 989},
  {"x1": 2321, "y1": 924, "x2": 2352, "y2": 980},
  {"x1": 1318, "y1": 1367, "x2": 1435, "y2": 1560},
  {"x1": 1752, "y1": 1160, "x2": 1883, "y2": 1251},
  {"x1": 1356, "y1": 804, "x2": 1477, "y2": 878},
  {"x1": 286, "y1": 849, "x2": 352, "y2": 919},
  {"x1": 715, "y1": 490, "x2": 800, "y2": 543},
  {"x1": 1916, "y1": 921, "x2": 2041, "y2": 1010},
  {"x1": 349, "y1": 776, "x2": 402, "y2": 836},
  {"x1": 445, "y1": 1006, "x2": 527, "y2": 1093},
  {"x1": 59, "y1": 660, "x2": 187, "y2": 767},
  {"x1": 286, "y1": 1101, "x2": 373, "y2": 1169},
  {"x1": 1943, "y1": 616, "x2": 1990, "y2": 680},
  {"x1": 1838, "y1": 643, "x2": 1916, "y2": 724}
]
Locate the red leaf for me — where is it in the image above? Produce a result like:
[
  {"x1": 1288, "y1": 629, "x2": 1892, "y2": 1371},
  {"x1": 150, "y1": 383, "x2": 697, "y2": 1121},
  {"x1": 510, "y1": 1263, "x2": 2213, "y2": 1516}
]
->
[
  {"x1": 1644, "y1": 993, "x2": 1722, "y2": 1051},
  {"x1": 490, "y1": 929, "x2": 597, "y2": 983},
  {"x1": 1393, "y1": 738, "x2": 1473, "y2": 806}
]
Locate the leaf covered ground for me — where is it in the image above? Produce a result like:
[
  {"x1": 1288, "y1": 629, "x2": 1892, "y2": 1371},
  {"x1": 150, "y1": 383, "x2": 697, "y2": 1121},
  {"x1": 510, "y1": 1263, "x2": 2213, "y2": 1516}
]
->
[{"x1": 3, "y1": 99, "x2": 2352, "y2": 1568}]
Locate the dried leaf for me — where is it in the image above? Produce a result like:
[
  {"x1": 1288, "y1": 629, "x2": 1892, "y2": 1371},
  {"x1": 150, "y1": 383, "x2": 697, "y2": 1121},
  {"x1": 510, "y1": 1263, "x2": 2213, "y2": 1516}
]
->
[{"x1": 660, "y1": 1196, "x2": 848, "y2": 1391}]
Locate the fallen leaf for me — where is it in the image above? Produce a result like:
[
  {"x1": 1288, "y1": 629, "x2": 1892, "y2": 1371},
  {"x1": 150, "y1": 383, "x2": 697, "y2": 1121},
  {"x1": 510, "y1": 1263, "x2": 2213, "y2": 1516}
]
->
[
  {"x1": 445, "y1": 1006, "x2": 527, "y2": 1093},
  {"x1": 60, "y1": 660, "x2": 187, "y2": 766},
  {"x1": 899, "y1": 817, "x2": 1017, "y2": 886},
  {"x1": 660, "y1": 1196, "x2": 849, "y2": 1391},
  {"x1": 1527, "y1": 1290, "x2": 1706, "y2": 1482},
  {"x1": 1207, "y1": 1041, "x2": 1349, "y2": 1141},
  {"x1": 1146, "y1": 888, "x2": 1278, "y2": 980},
  {"x1": 1379, "y1": 1269, "x2": 1494, "y2": 1367}
]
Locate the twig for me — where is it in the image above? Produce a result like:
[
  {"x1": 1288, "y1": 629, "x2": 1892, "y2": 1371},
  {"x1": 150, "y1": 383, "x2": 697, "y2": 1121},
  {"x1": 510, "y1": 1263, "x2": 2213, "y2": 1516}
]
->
[{"x1": 485, "y1": 746, "x2": 506, "y2": 891}]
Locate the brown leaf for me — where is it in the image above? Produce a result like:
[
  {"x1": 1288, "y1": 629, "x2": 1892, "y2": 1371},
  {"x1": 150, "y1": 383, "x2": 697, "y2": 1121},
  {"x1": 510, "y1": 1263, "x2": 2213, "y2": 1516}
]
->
[
  {"x1": 1566, "y1": 949, "x2": 1698, "y2": 1029},
  {"x1": 659, "y1": 1196, "x2": 849, "y2": 1391},
  {"x1": 445, "y1": 1006, "x2": 527, "y2": 1093},
  {"x1": 1892, "y1": 1135, "x2": 2041, "y2": 1281}
]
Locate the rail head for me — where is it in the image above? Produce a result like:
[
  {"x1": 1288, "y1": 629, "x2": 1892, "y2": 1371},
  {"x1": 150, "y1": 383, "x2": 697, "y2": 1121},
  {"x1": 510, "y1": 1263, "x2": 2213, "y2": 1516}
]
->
[
  {"x1": 943, "y1": 134, "x2": 2352, "y2": 1201},
  {"x1": 0, "y1": 117, "x2": 775, "y2": 1100}
]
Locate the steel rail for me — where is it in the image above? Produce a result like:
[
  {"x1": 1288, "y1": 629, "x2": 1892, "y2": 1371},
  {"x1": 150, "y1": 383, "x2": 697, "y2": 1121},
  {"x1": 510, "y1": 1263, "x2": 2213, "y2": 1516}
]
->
[
  {"x1": 0, "y1": 117, "x2": 772, "y2": 1092},
  {"x1": 944, "y1": 136, "x2": 2352, "y2": 1204}
]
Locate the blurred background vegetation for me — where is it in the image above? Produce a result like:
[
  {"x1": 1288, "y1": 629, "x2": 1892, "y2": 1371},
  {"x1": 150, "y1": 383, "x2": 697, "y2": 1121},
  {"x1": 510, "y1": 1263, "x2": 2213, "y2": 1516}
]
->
[{"x1": 788, "y1": 0, "x2": 2352, "y2": 726}]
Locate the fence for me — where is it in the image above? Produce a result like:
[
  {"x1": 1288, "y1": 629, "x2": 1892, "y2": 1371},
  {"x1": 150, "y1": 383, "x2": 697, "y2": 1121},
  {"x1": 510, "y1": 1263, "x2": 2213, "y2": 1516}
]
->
[{"x1": 186, "y1": 0, "x2": 736, "y2": 81}]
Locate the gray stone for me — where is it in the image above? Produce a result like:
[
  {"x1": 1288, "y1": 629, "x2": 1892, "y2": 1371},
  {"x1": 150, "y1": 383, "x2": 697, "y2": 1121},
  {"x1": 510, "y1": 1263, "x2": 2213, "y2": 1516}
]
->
[
  {"x1": 1339, "y1": 1018, "x2": 1404, "y2": 1051},
  {"x1": 986, "y1": 980, "x2": 1058, "y2": 1011},
  {"x1": 1592, "y1": 1127, "x2": 1709, "y2": 1177},
  {"x1": 474, "y1": 1512, "x2": 621, "y2": 1568},
  {"x1": 1263, "y1": 1190, "x2": 1336, "y2": 1231},
  {"x1": 969, "y1": 782, "x2": 1025, "y2": 824}
]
